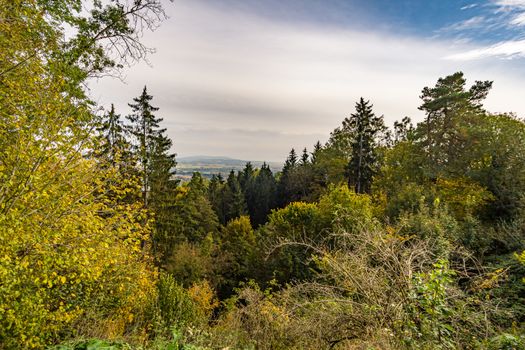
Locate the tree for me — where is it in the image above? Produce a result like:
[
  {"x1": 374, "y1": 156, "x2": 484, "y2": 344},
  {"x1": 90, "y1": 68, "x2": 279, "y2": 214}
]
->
[
  {"x1": 96, "y1": 104, "x2": 127, "y2": 164},
  {"x1": 217, "y1": 216, "x2": 257, "y2": 297},
  {"x1": 126, "y1": 86, "x2": 176, "y2": 208},
  {"x1": 246, "y1": 163, "x2": 278, "y2": 227},
  {"x1": 417, "y1": 72, "x2": 492, "y2": 176},
  {"x1": 0, "y1": 1, "x2": 164, "y2": 347},
  {"x1": 300, "y1": 147, "x2": 309, "y2": 165},
  {"x1": 222, "y1": 170, "x2": 247, "y2": 224},
  {"x1": 238, "y1": 162, "x2": 255, "y2": 193},
  {"x1": 311, "y1": 141, "x2": 322, "y2": 163},
  {"x1": 346, "y1": 98, "x2": 387, "y2": 194},
  {"x1": 278, "y1": 149, "x2": 300, "y2": 206},
  {"x1": 393, "y1": 116, "x2": 414, "y2": 144},
  {"x1": 208, "y1": 174, "x2": 225, "y2": 223}
]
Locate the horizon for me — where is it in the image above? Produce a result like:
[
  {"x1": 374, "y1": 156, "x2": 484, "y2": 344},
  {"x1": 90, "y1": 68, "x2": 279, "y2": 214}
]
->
[{"x1": 91, "y1": 0, "x2": 525, "y2": 162}]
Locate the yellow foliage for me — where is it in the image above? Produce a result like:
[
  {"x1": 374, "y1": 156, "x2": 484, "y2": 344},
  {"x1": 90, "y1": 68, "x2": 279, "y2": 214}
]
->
[
  {"x1": 0, "y1": 1, "x2": 157, "y2": 347},
  {"x1": 435, "y1": 177, "x2": 494, "y2": 219},
  {"x1": 188, "y1": 280, "x2": 219, "y2": 319}
]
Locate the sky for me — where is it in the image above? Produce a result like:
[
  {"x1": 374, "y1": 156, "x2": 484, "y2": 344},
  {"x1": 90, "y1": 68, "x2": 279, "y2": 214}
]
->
[{"x1": 91, "y1": 0, "x2": 525, "y2": 162}]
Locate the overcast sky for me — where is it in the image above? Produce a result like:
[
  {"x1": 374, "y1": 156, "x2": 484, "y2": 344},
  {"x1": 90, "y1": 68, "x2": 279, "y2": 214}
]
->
[{"x1": 90, "y1": 0, "x2": 525, "y2": 162}]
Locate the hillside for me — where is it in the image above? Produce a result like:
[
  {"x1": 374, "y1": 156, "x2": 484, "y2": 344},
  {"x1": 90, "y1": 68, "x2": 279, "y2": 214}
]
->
[{"x1": 176, "y1": 156, "x2": 282, "y2": 180}]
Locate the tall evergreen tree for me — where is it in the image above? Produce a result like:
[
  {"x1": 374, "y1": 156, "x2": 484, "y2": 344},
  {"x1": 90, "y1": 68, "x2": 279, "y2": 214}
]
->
[
  {"x1": 301, "y1": 147, "x2": 309, "y2": 166},
  {"x1": 95, "y1": 104, "x2": 139, "y2": 205},
  {"x1": 278, "y1": 149, "x2": 297, "y2": 207},
  {"x1": 221, "y1": 170, "x2": 247, "y2": 224},
  {"x1": 346, "y1": 98, "x2": 386, "y2": 194},
  {"x1": 247, "y1": 163, "x2": 278, "y2": 226},
  {"x1": 418, "y1": 72, "x2": 492, "y2": 175},
  {"x1": 238, "y1": 162, "x2": 255, "y2": 193},
  {"x1": 311, "y1": 141, "x2": 322, "y2": 163},
  {"x1": 285, "y1": 148, "x2": 298, "y2": 169},
  {"x1": 208, "y1": 174, "x2": 225, "y2": 223},
  {"x1": 126, "y1": 86, "x2": 177, "y2": 207},
  {"x1": 96, "y1": 104, "x2": 128, "y2": 164}
]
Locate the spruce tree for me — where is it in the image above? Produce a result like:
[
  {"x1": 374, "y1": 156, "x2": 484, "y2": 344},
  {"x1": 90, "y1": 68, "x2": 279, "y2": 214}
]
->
[
  {"x1": 250, "y1": 163, "x2": 278, "y2": 226},
  {"x1": 97, "y1": 104, "x2": 127, "y2": 164},
  {"x1": 239, "y1": 162, "x2": 255, "y2": 192},
  {"x1": 301, "y1": 147, "x2": 309, "y2": 165},
  {"x1": 311, "y1": 141, "x2": 322, "y2": 163},
  {"x1": 222, "y1": 170, "x2": 247, "y2": 224},
  {"x1": 126, "y1": 86, "x2": 177, "y2": 207},
  {"x1": 208, "y1": 174, "x2": 225, "y2": 223},
  {"x1": 346, "y1": 98, "x2": 386, "y2": 194}
]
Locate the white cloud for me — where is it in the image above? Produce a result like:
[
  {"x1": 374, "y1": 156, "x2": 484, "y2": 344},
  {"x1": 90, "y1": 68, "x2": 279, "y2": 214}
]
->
[
  {"x1": 90, "y1": 0, "x2": 525, "y2": 161},
  {"x1": 461, "y1": 3, "x2": 479, "y2": 10},
  {"x1": 509, "y1": 11, "x2": 525, "y2": 24},
  {"x1": 494, "y1": 0, "x2": 525, "y2": 8},
  {"x1": 446, "y1": 39, "x2": 525, "y2": 60},
  {"x1": 442, "y1": 16, "x2": 486, "y2": 31}
]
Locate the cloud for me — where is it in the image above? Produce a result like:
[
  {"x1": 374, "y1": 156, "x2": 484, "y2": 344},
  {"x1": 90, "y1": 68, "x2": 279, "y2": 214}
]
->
[
  {"x1": 509, "y1": 11, "x2": 525, "y2": 24},
  {"x1": 446, "y1": 39, "x2": 525, "y2": 59},
  {"x1": 493, "y1": 0, "x2": 525, "y2": 9},
  {"x1": 90, "y1": 0, "x2": 525, "y2": 161},
  {"x1": 461, "y1": 3, "x2": 479, "y2": 10},
  {"x1": 442, "y1": 16, "x2": 486, "y2": 31}
]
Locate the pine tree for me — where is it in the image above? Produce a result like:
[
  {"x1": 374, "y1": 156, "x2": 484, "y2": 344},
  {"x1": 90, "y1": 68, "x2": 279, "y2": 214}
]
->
[
  {"x1": 301, "y1": 147, "x2": 309, "y2": 166},
  {"x1": 250, "y1": 163, "x2": 278, "y2": 226},
  {"x1": 238, "y1": 162, "x2": 255, "y2": 192},
  {"x1": 208, "y1": 174, "x2": 225, "y2": 223},
  {"x1": 418, "y1": 72, "x2": 492, "y2": 173},
  {"x1": 126, "y1": 86, "x2": 177, "y2": 207},
  {"x1": 97, "y1": 104, "x2": 127, "y2": 164},
  {"x1": 393, "y1": 116, "x2": 414, "y2": 144},
  {"x1": 346, "y1": 98, "x2": 386, "y2": 194},
  {"x1": 285, "y1": 148, "x2": 298, "y2": 169},
  {"x1": 222, "y1": 170, "x2": 247, "y2": 224}
]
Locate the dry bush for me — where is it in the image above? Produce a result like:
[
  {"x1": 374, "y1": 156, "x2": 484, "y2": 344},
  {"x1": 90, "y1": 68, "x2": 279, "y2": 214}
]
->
[{"x1": 210, "y1": 225, "x2": 499, "y2": 350}]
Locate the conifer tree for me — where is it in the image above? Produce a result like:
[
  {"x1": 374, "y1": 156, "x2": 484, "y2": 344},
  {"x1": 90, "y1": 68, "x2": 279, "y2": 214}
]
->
[
  {"x1": 250, "y1": 163, "x2": 278, "y2": 226},
  {"x1": 285, "y1": 148, "x2": 298, "y2": 169},
  {"x1": 301, "y1": 147, "x2": 309, "y2": 166},
  {"x1": 97, "y1": 104, "x2": 128, "y2": 165},
  {"x1": 418, "y1": 72, "x2": 492, "y2": 174},
  {"x1": 393, "y1": 116, "x2": 414, "y2": 144},
  {"x1": 238, "y1": 162, "x2": 255, "y2": 192},
  {"x1": 126, "y1": 86, "x2": 177, "y2": 207},
  {"x1": 95, "y1": 104, "x2": 139, "y2": 204},
  {"x1": 346, "y1": 98, "x2": 386, "y2": 194},
  {"x1": 208, "y1": 174, "x2": 225, "y2": 223},
  {"x1": 222, "y1": 170, "x2": 247, "y2": 224}
]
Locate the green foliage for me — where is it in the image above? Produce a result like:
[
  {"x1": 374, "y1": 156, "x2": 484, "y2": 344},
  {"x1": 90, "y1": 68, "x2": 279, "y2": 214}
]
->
[
  {"x1": 5, "y1": 11, "x2": 525, "y2": 348},
  {"x1": 245, "y1": 163, "x2": 278, "y2": 227},
  {"x1": 404, "y1": 260, "x2": 456, "y2": 349},
  {"x1": 487, "y1": 333, "x2": 525, "y2": 350},
  {"x1": 217, "y1": 216, "x2": 257, "y2": 296},
  {"x1": 163, "y1": 241, "x2": 214, "y2": 288},
  {"x1": 345, "y1": 98, "x2": 389, "y2": 194},
  {"x1": 396, "y1": 204, "x2": 459, "y2": 258},
  {"x1": 317, "y1": 184, "x2": 376, "y2": 233},
  {"x1": 155, "y1": 274, "x2": 200, "y2": 334},
  {"x1": 155, "y1": 174, "x2": 219, "y2": 263},
  {"x1": 0, "y1": 1, "x2": 165, "y2": 348}
]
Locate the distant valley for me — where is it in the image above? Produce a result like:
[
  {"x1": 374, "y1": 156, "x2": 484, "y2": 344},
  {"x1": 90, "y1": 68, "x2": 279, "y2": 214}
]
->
[{"x1": 175, "y1": 156, "x2": 282, "y2": 180}]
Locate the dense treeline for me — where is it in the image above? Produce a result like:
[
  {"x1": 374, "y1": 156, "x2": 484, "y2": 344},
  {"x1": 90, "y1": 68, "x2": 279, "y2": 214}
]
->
[{"x1": 2, "y1": 1, "x2": 525, "y2": 349}]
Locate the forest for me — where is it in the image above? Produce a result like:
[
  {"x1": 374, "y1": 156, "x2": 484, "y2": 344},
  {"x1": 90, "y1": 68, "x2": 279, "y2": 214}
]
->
[{"x1": 2, "y1": 1, "x2": 525, "y2": 349}]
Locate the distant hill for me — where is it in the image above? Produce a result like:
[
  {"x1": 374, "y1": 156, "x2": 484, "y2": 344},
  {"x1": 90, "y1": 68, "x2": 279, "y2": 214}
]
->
[{"x1": 176, "y1": 156, "x2": 282, "y2": 180}]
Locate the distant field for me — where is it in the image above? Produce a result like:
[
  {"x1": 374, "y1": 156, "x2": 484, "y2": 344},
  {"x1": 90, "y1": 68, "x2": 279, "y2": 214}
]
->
[{"x1": 175, "y1": 156, "x2": 282, "y2": 180}]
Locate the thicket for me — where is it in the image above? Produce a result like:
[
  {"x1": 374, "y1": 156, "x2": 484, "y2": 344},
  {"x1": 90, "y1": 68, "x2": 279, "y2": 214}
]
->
[{"x1": 2, "y1": 1, "x2": 525, "y2": 349}]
